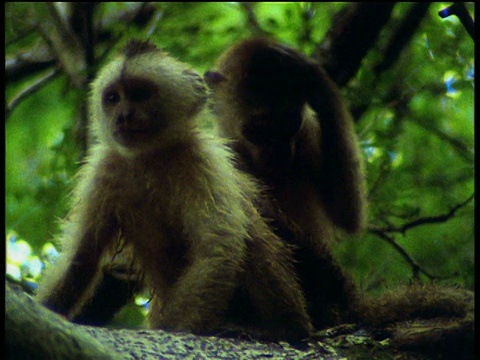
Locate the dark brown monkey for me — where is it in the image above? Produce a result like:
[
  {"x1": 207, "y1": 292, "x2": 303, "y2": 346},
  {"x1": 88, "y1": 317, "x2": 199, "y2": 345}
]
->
[
  {"x1": 36, "y1": 40, "x2": 313, "y2": 341},
  {"x1": 205, "y1": 37, "x2": 473, "y2": 331},
  {"x1": 205, "y1": 37, "x2": 366, "y2": 329}
]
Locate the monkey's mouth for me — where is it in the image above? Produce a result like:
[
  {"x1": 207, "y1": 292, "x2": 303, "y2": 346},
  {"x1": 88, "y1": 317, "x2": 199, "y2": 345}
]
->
[
  {"x1": 115, "y1": 128, "x2": 150, "y2": 134},
  {"x1": 113, "y1": 128, "x2": 155, "y2": 145}
]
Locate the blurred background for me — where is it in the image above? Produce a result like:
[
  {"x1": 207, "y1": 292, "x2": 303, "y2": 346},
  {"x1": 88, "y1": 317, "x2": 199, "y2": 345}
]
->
[{"x1": 5, "y1": 2, "x2": 474, "y2": 327}]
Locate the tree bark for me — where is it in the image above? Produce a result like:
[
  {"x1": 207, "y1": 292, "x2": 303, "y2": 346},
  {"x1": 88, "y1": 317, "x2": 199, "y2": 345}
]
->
[{"x1": 6, "y1": 280, "x2": 475, "y2": 360}]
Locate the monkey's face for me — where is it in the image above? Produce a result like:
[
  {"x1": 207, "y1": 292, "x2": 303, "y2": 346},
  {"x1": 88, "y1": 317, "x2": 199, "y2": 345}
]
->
[
  {"x1": 206, "y1": 71, "x2": 302, "y2": 171},
  {"x1": 90, "y1": 42, "x2": 207, "y2": 154},
  {"x1": 241, "y1": 103, "x2": 303, "y2": 172},
  {"x1": 100, "y1": 77, "x2": 167, "y2": 149},
  {"x1": 238, "y1": 68, "x2": 307, "y2": 171}
]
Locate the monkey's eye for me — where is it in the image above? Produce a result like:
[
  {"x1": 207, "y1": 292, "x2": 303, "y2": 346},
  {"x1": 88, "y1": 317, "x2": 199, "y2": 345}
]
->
[{"x1": 103, "y1": 90, "x2": 121, "y2": 105}]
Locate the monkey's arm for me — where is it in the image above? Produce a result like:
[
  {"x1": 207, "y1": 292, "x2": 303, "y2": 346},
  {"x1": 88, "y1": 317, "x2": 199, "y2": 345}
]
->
[
  {"x1": 307, "y1": 66, "x2": 366, "y2": 233},
  {"x1": 36, "y1": 166, "x2": 118, "y2": 318}
]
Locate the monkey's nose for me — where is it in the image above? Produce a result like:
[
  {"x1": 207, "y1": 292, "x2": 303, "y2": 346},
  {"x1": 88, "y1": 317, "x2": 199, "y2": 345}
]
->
[{"x1": 116, "y1": 111, "x2": 135, "y2": 125}]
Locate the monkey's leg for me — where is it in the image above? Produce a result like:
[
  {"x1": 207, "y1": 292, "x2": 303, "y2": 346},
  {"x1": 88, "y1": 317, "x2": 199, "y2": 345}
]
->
[
  {"x1": 148, "y1": 249, "x2": 246, "y2": 334},
  {"x1": 294, "y1": 245, "x2": 358, "y2": 329},
  {"x1": 242, "y1": 232, "x2": 314, "y2": 341}
]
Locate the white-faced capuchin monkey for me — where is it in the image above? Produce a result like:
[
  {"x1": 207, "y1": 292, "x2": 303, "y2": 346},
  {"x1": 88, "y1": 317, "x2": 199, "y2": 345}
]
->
[
  {"x1": 36, "y1": 40, "x2": 313, "y2": 342},
  {"x1": 204, "y1": 37, "x2": 473, "y2": 330}
]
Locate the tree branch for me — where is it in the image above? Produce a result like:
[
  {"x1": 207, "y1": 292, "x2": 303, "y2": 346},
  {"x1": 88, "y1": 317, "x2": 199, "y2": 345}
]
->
[
  {"x1": 373, "y1": 3, "x2": 431, "y2": 74},
  {"x1": 6, "y1": 68, "x2": 61, "y2": 120},
  {"x1": 368, "y1": 228, "x2": 436, "y2": 280},
  {"x1": 69, "y1": 3, "x2": 97, "y2": 81},
  {"x1": 375, "y1": 194, "x2": 474, "y2": 235},
  {"x1": 240, "y1": 2, "x2": 270, "y2": 37},
  {"x1": 7, "y1": 279, "x2": 474, "y2": 359},
  {"x1": 314, "y1": 2, "x2": 396, "y2": 86},
  {"x1": 33, "y1": 2, "x2": 87, "y2": 89},
  {"x1": 412, "y1": 115, "x2": 474, "y2": 164},
  {"x1": 438, "y1": 3, "x2": 474, "y2": 40},
  {"x1": 299, "y1": 3, "x2": 315, "y2": 44},
  {"x1": 368, "y1": 194, "x2": 474, "y2": 280},
  {"x1": 5, "y1": 45, "x2": 56, "y2": 83},
  {"x1": 6, "y1": 281, "x2": 123, "y2": 359}
]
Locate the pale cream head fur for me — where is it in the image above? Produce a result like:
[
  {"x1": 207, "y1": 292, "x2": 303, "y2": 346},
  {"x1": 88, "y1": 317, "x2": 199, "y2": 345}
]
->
[{"x1": 89, "y1": 41, "x2": 207, "y2": 156}]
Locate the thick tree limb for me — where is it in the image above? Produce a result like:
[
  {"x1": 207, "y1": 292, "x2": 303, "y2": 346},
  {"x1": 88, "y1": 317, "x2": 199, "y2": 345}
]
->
[
  {"x1": 373, "y1": 3, "x2": 431, "y2": 74},
  {"x1": 33, "y1": 3, "x2": 87, "y2": 89},
  {"x1": 314, "y1": 3, "x2": 396, "y2": 86},
  {"x1": 390, "y1": 316, "x2": 475, "y2": 359},
  {"x1": 6, "y1": 280, "x2": 124, "y2": 360},
  {"x1": 7, "y1": 279, "x2": 474, "y2": 359},
  {"x1": 6, "y1": 280, "x2": 342, "y2": 360}
]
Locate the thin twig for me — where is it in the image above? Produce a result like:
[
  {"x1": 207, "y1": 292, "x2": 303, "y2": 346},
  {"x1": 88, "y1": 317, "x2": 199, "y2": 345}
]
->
[
  {"x1": 413, "y1": 117, "x2": 474, "y2": 163},
  {"x1": 375, "y1": 194, "x2": 474, "y2": 235},
  {"x1": 369, "y1": 228, "x2": 436, "y2": 281},
  {"x1": 146, "y1": 9, "x2": 163, "y2": 38},
  {"x1": 368, "y1": 194, "x2": 473, "y2": 280},
  {"x1": 6, "y1": 68, "x2": 61, "y2": 120}
]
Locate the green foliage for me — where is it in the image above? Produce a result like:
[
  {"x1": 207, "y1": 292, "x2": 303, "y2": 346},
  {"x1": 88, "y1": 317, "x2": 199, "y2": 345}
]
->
[
  {"x1": 6, "y1": 77, "x2": 82, "y2": 253},
  {"x1": 329, "y1": 3, "x2": 473, "y2": 291},
  {"x1": 6, "y1": 2, "x2": 474, "y2": 318}
]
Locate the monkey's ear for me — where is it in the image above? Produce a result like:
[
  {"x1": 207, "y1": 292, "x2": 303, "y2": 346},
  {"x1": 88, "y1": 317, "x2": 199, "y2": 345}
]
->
[{"x1": 204, "y1": 71, "x2": 226, "y2": 87}]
